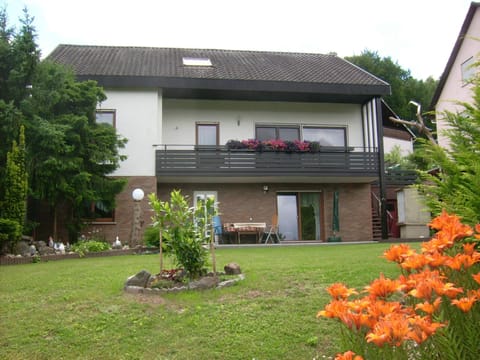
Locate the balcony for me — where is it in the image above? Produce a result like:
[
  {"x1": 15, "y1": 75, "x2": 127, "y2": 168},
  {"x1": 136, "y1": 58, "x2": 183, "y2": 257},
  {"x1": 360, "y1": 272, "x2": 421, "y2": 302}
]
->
[{"x1": 155, "y1": 145, "x2": 380, "y2": 183}]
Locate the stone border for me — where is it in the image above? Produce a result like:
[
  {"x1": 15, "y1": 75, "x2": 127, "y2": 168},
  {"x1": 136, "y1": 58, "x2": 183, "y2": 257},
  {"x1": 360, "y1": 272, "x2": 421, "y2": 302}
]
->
[
  {"x1": 0, "y1": 247, "x2": 158, "y2": 266},
  {"x1": 124, "y1": 273, "x2": 245, "y2": 295}
]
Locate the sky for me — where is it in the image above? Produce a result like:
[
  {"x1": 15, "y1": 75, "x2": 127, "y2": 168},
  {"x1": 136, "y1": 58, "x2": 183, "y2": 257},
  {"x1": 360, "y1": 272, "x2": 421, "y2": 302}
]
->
[{"x1": 2, "y1": 0, "x2": 474, "y2": 80}]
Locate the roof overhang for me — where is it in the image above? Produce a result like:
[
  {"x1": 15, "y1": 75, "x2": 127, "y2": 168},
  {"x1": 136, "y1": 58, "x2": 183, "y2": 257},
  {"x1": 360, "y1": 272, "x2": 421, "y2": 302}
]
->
[{"x1": 78, "y1": 75, "x2": 389, "y2": 103}]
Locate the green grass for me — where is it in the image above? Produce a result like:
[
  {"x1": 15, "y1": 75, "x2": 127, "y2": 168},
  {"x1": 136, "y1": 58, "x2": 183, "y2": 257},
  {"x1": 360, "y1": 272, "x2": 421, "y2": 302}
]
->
[{"x1": 0, "y1": 243, "x2": 406, "y2": 359}]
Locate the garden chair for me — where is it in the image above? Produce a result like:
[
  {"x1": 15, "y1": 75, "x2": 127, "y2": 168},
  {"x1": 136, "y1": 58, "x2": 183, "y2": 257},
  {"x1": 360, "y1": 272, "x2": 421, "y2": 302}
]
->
[{"x1": 264, "y1": 214, "x2": 280, "y2": 244}]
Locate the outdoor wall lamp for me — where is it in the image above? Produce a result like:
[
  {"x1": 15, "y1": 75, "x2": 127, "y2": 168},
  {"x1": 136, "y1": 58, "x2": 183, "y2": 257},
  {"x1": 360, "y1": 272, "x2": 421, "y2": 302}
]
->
[
  {"x1": 263, "y1": 185, "x2": 269, "y2": 193},
  {"x1": 130, "y1": 188, "x2": 145, "y2": 247}
]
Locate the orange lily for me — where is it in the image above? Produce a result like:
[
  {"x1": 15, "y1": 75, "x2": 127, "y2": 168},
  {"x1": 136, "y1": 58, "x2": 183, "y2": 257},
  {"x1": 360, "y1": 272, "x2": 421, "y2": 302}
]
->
[
  {"x1": 365, "y1": 273, "x2": 401, "y2": 299},
  {"x1": 472, "y1": 272, "x2": 480, "y2": 285},
  {"x1": 326, "y1": 282, "x2": 358, "y2": 300},
  {"x1": 335, "y1": 350, "x2": 364, "y2": 360},
  {"x1": 452, "y1": 294, "x2": 477, "y2": 312},
  {"x1": 383, "y1": 244, "x2": 415, "y2": 263},
  {"x1": 415, "y1": 297, "x2": 442, "y2": 315}
]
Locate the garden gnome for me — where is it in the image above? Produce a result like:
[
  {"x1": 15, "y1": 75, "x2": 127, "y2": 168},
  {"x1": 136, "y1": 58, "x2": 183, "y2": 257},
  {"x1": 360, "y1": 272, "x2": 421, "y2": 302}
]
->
[
  {"x1": 113, "y1": 236, "x2": 122, "y2": 249},
  {"x1": 48, "y1": 236, "x2": 54, "y2": 247}
]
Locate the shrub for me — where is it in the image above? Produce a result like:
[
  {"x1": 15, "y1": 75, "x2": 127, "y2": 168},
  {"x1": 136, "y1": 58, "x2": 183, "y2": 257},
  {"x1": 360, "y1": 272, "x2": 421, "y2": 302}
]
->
[
  {"x1": 0, "y1": 218, "x2": 21, "y2": 254},
  {"x1": 71, "y1": 240, "x2": 110, "y2": 257},
  {"x1": 318, "y1": 210, "x2": 480, "y2": 360},
  {"x1": 148, "y1": 190, "x2": 216, "y2": 279}
]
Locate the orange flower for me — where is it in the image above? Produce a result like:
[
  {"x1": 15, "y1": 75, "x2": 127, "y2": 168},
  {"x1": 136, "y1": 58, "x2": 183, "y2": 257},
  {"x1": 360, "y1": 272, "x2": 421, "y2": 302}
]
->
[
  {"x1": 383, "y1": 244, "x2": 415, "y2": 263},
  {"x1": 435, "y1": 282, "x2": 463, "y2": 299},
  {"x1": 326, "y1": 282, "x2": 358, "y2": 300},
  {"x1": 472, "y1": 272, "x2": 480, "y2": 285},
  {"x1": 415, "y1": 297, "x2": 442, "y2": 315},
  {"x1": 407, "y1": 315, "x2": 445, "y2": 344},
  {"x1": 474, "y1": 224, "x2": 480, "y2": 239},
  {"x1": 317, "y1": 300, "x2": 348, "y2": 319},
  {"x1": 448, "y1": 253, "x2": 479, "y2": 270},
  {"x1": 425, "y1": 251, "x2": 448, "y2": 268},
  {"x1": 365, "y1": 274, "x2": 401, "y2": 299},
  {"x1": 335, "y1": 350, "x2": 364, "y2": 360},
  {"x1": 463, "y1": 242, "x2": 476, "y2": 255},
  {"x1": 366, "y1": 313, "x2": 410, "y2": 347},
  {"x1": 400, "y1": 252, "x2": 430, "y2": 271},
  {"x1": 429, "y1": 210, "x2": 473, "y2": 241},
  {"x1": 452, "y1": 295, "x2": 477, "y2": 312}
]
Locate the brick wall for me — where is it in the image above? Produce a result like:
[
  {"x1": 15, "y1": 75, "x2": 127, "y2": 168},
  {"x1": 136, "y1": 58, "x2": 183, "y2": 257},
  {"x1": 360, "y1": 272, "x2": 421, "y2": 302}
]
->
[{"x1": 157, "y1": 182, "x2": 373, "y2": 242}]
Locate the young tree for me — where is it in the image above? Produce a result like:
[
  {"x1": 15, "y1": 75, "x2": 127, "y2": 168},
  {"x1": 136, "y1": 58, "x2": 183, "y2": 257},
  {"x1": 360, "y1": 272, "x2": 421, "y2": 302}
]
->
[{"x1": 415, "y1": 77, "x2": 480, "y2": 225}]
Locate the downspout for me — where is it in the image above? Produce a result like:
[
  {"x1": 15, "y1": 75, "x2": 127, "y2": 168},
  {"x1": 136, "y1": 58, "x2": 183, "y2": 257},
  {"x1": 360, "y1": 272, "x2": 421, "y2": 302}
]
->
[{"x1": 374, "y1": 97, "x2": 388, "y2": 240}]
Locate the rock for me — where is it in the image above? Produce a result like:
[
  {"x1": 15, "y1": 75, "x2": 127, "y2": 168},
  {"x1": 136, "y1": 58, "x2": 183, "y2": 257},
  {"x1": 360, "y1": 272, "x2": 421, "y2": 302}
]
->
[
  {"x1": 224, "y1": 262, "x2": 242, "y2": 275},
  {"x1": 15, "y1": 241, "x2": 31, "y2": 257},
  {"x1": 190, "y1": 276, "x2": 219, "y2": 290},
  {"x1": 37, "y1": 244, "x2": 55, "y2": 255},
  {"x1": 125, "y1": 270, "x2": 152, "y2": 288}
]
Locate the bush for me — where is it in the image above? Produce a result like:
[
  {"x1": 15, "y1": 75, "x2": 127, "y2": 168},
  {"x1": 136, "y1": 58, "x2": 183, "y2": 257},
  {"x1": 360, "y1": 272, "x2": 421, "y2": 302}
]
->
[
  {"x1": 0, "y1": 218, "x2": 21, "y2": 254},
  {"x1": 149, "y1": 190, "x2": 215, "y2": 279},
  {"x1": 71, "y1": 240, "x2": 110, "y2": 257}
]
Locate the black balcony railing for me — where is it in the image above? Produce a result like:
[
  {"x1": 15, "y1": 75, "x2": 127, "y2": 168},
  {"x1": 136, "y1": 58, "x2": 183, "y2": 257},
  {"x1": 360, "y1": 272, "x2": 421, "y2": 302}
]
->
[{"x1": 155, "y1": 145, "x2": 379, "y2": 178}]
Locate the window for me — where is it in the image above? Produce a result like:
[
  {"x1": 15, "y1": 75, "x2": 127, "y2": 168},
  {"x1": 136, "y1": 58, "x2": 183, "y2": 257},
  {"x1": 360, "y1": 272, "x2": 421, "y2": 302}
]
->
[
  {"x1": 182, "y1": 57, "x2": 212, "y2": 67},
  {"x1": 96, "y1": 110, "x2": 116, "y2": 127},
  {"x1": 83, "y1": 200, "x2": 115, "y2": 223},
  {"x1": 196, "y1": 123, "x2": 219, "y2": 146},
  {"x1": 303, "y1": 127, "x2": 346, "y2": 147},
  {"x1": 256, "y1": 126, "x2": 300, "y2": 141},
  {"x1": 461, "y1": 57, "x2": 476, "y2": 83}
]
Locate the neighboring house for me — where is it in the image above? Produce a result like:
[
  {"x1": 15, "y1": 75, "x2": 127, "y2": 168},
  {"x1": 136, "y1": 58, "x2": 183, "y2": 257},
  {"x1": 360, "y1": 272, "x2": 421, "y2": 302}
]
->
[
  {"x1": 47, "y1": 45, "x2": 391, "y2": 244},
  {"x1": 432, "y1": 1, "x2": 480, "y2": 148}
]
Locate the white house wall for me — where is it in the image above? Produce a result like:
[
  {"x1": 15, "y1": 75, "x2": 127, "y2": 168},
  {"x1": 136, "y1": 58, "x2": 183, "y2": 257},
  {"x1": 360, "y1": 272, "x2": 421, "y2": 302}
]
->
[
  {"x1": 383, "y1": 137, "x2": 413, "y2": 156},
  {"x1": 162, "y1": 99, "x2": 365, "y2": 147},
  {"x1": 436, "y1": 7, "x2": 480, "y2": 148},
  {"x1": 100, "y1": 89, "x2": 160, "y2": 176}
]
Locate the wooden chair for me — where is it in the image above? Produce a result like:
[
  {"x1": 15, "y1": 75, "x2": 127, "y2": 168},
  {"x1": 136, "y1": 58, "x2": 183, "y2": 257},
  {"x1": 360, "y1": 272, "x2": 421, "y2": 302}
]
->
[{"x1": 264, "y1": 214, "x2": 281, "y2": 244}]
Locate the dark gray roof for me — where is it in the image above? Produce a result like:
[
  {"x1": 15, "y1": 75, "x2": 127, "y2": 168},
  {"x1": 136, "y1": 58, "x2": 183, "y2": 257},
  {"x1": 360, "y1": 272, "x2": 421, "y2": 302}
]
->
[{"x1": 48, "y1": 45, "x2": 390, "y2": 103}]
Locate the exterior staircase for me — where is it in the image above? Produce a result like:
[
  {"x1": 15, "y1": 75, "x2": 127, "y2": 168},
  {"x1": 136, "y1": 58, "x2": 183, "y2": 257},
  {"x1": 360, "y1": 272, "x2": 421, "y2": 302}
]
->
[{"x1": 372, "y1": 209, "x2": 382, "y2": 241}]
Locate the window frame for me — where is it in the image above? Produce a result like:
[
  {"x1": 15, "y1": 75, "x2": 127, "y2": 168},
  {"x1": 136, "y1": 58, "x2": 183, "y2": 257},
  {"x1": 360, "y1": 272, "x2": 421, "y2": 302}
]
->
[
  {"x1": 95, "y1": 109, "x2": 116, "y2": 127},
  {"x1": 196, "y1": 123, "x2": 219, "y2": 146},
  {"x1": 461, "y1": 56, "x2": 476, "y2": 84},
  {"x1": 83, "y1": 200, "x2": 115, "y2": 223},
  {"x1": 255, "y1": 125, "x2": 300, "y2": 141},
  {"x1": 302, "y1": 126, "x2": 347, "y2": 147}
]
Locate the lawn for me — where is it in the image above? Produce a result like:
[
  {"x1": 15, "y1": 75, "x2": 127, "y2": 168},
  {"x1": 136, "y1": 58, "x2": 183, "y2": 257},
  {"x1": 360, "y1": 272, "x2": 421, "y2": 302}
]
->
[{"x1": 0, "y1": 243, "x2": 405, "y2": 360}]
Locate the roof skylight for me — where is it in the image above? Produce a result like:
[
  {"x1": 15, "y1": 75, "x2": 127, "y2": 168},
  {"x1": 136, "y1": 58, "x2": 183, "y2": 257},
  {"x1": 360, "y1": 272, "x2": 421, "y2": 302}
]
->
[{"x1": 182, "y1": 57, "x2": 212, "y2": 67}]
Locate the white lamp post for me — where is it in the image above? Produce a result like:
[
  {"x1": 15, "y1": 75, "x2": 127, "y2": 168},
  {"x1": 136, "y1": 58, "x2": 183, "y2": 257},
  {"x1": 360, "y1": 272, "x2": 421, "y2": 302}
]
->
[{"x1": 130, "y1": 188, "x2": 144, "y2": 247}]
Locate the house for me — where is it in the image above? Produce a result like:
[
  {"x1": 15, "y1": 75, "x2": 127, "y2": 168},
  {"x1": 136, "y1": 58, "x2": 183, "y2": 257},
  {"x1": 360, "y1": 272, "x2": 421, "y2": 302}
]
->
[
  {"x1": 47, "y1": 45, "x2": 392, "y2": 244},
  {"x1": 431, "y1": 2, "x2": 480, "y2": 148}
]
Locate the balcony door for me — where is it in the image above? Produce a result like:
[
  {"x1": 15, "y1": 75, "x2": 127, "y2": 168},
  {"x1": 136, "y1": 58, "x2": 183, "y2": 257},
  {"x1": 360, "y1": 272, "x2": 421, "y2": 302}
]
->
[{"x1": 277, "y1": 192, "x2": 322, "y2": 240}]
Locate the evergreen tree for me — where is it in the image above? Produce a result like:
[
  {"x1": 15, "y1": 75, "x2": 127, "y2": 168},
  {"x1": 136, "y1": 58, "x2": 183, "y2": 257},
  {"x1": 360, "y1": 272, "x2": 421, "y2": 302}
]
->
[
  {"x1": 416, "y1": 77, "x2": 480, "y2": 225},
  {"x1": 0, "y1": 8, "x2": 127, "y2": 241},
  {"x1": 2, "y1": 125, "x2": 27, "y2": 237}
]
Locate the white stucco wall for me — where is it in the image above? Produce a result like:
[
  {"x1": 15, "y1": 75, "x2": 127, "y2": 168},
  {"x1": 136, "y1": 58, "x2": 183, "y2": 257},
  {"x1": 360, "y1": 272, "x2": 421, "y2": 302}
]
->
[
  {"x1": 383, "y1": 137, "x2": 413, "y2": 156},
  {"x1": 436, "y1": 8, "x2": 480, "y2": 148},
  {"x1": 162, "y1": 99, "x2": 365, "y2": 147},
  {"x1": 99, "y1": 89, "x2": 160, "y2": 176}
]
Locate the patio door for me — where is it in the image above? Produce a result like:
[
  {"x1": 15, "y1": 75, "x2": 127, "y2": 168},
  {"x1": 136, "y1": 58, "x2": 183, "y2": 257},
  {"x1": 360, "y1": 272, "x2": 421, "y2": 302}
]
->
[{"x1": 277, "y1": 192, "x2": 321, "y2": 240}]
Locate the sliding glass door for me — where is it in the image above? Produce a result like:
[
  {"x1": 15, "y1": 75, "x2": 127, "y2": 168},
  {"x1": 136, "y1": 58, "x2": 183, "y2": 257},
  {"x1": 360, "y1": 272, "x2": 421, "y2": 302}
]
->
[{"x1": 277, "y1": 192, "x2": 321, "y2": 240}]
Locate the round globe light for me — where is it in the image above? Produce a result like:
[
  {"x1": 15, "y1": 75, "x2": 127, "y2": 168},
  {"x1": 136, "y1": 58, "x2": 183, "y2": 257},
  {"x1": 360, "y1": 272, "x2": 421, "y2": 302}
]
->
[{"x1": 132, "y1": 188, "x2": 144, "y2": 201}]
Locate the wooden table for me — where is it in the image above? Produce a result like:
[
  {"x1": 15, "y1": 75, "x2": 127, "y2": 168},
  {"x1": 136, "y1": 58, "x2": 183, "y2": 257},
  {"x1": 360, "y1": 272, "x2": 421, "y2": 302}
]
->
[{"x1": 223, "y1": 223, "x2": 266, "y2": 244}]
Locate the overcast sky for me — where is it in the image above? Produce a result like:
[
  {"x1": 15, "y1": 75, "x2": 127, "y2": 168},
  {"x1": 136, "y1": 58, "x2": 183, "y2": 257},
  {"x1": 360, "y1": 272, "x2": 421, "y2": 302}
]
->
[{"x1": 3, "y1": 0, "x2": 474, "y2": 80}]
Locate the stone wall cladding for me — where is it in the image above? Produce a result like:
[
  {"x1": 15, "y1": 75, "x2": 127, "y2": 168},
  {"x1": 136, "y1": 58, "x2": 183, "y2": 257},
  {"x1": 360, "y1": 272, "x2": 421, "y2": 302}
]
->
[{"x1": 157, "y1": 182, "x2": 373, "y2": 242}]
